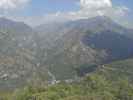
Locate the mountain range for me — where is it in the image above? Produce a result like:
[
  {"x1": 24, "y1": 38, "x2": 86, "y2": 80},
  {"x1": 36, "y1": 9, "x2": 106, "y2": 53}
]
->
[{"x1": 0, "y1": 16, "x2": 133, "y2": 89}]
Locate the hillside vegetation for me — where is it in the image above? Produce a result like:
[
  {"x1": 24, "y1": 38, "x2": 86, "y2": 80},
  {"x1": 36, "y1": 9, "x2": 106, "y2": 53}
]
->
[
  {"x1": 97, "y1": 58, "x2": 133, "y2": 81},
  {"x1": 1, "y1": 73, "x2": 133, "y2": 100}
]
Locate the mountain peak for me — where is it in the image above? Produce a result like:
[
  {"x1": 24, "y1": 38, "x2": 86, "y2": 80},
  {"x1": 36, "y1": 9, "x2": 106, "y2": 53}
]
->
[
  {"x1": 0, "y1": 17, "x2": 30, "y2": 26},
  {"x1": 86, "y1": 16, "x2": 115, "y2": 25},
  {"x1": 91, "y1": 16, "x2": 112, "y2": 21},
  {"x1": 0, "y1": 17, "x2": 33, "y2": 31}
]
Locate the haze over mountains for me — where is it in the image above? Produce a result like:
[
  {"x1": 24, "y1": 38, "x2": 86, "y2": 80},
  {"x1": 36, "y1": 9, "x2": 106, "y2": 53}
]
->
[{"x1": 0, "y1": 16, "x2": 133, "y2": 89}]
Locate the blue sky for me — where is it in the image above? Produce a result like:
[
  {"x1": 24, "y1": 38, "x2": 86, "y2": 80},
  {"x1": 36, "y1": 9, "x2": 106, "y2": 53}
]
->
[
  {"x1": 0, "y1": 0, "x2": 132, "y2": 27},
  {"x1": 113, "y1": 0, "x2": 133, "y2": 8},
  {"x1": 15, "y1": 0, "x2": 133, "y2": 16},
  {"x1": 29, "y1": 0, "x2": 79, "y2": 15},
  {"x1": 10, "y1": 0, "x2": 80, "y2": 16}
]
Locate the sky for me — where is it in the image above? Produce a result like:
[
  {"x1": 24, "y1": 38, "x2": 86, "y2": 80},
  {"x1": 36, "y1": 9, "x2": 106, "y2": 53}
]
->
[{"x1": 0, "y1": 0, "x2": 132, "y2": 27}]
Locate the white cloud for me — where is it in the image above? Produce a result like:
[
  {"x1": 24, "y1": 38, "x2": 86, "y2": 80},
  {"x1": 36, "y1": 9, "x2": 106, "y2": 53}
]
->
[
  {"x1": 0, "y1": 0, "x2": 30, "y2": 10},
  {"x1": 114, "y1": 6, "x2": 130, "y2": 16},
  {"x1": 80, "y1": 0, "x2": 112, "y2": 10},
  {"x1": 38, "y1": 0, "x2": 129, "y2": 23},
  {"x1": 38, "y1": 0, "x2": 126, "y2": 23},
  {"x1": 78, "y1": 0, "x2": 130, "y2": 17}
]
